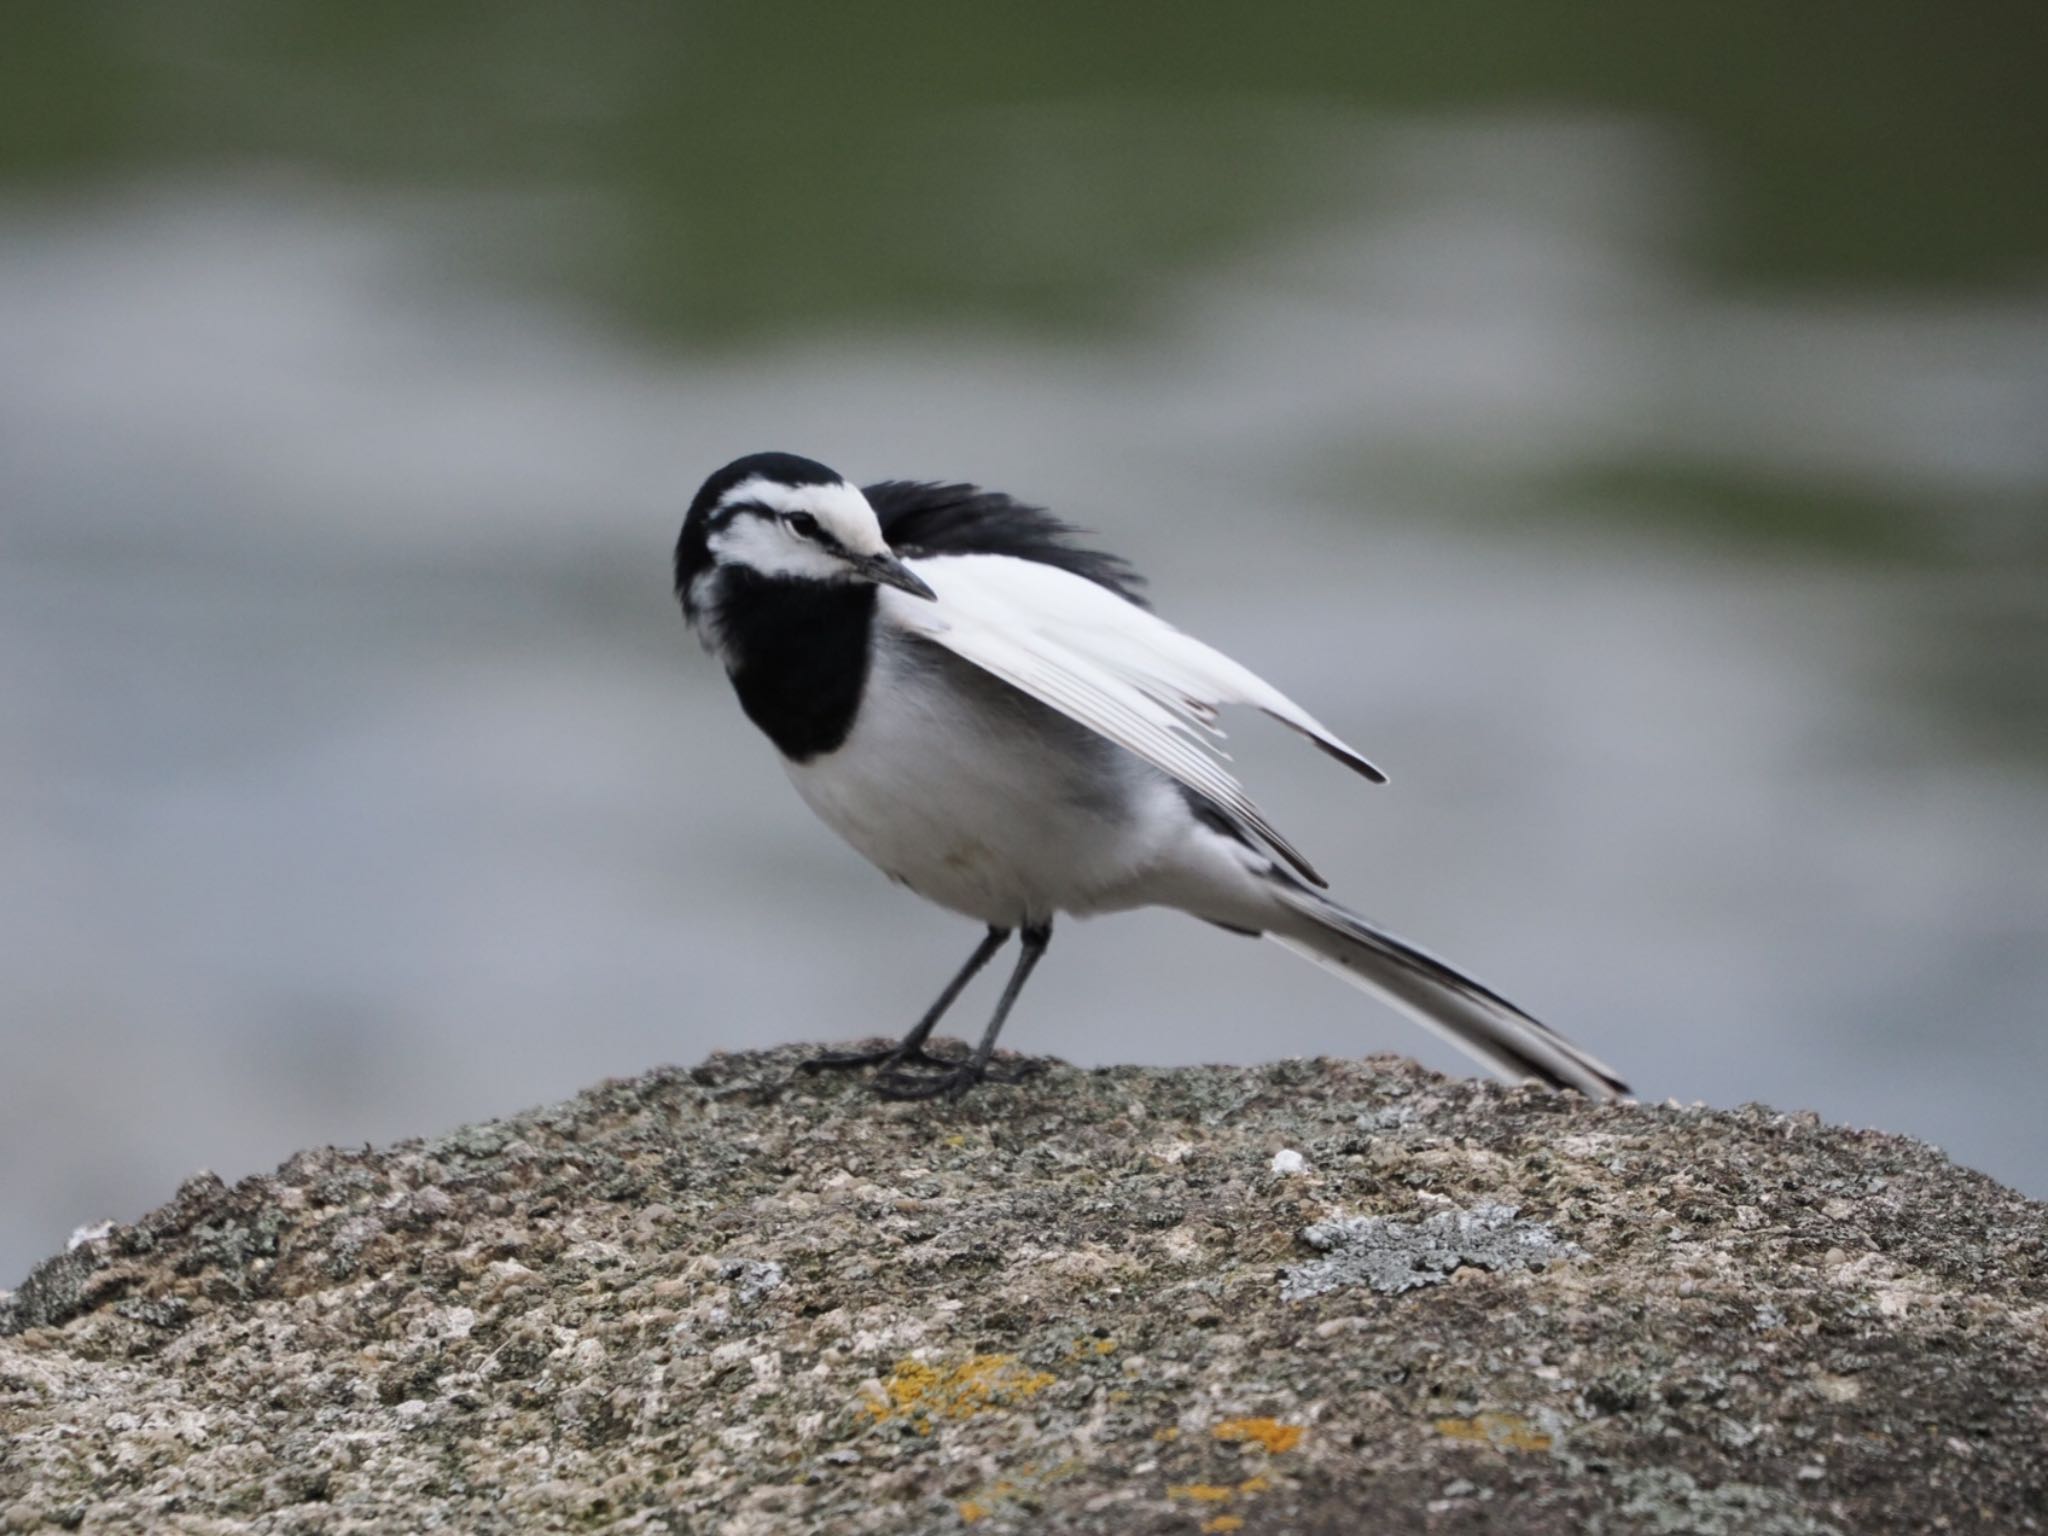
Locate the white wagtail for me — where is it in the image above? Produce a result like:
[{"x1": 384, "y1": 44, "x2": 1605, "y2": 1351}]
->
[{"x1": 675, "y1": 452, "x2": 1627, "y2": 1103}]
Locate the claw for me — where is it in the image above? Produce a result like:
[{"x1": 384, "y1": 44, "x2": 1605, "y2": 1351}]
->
[
  {"x1": 799, "y1": 1043, "x2": 957, "y2": 1075},
  {"x1": 872, "y1": 1056, "x2": 1042, "y2": 1102},
  {"x1": 874, "y1": 1065, "x2": 978, "y2": 1101},
  {"x1": 980, "y1": 1058, "x2": 1046, "y2": 1085}
]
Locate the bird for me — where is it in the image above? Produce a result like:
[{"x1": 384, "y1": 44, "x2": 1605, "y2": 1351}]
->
[{"x1": 673, "y1": 451, "x2": 1627, "y2": 1104}]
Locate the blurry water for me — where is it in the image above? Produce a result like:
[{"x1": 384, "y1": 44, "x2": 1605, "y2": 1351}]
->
[{"x1": 4, "y1": 122, "x2": 2046, "y2": 1278}]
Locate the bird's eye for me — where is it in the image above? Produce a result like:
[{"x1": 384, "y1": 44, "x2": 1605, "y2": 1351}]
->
[{"x1": 783, "y1": 511, "x2": 821, "y2": 539}]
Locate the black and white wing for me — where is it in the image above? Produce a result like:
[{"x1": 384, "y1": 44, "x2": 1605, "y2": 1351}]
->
[{"x1": 879, "y1": 553, "x2": 1383, "y2": 886}]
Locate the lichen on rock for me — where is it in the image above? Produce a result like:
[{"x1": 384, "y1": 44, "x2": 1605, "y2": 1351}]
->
[
  {"x1": 1281, "y1": 1200, "x2": 1578, "y2": 1300},
  {"x1": 2, "y1": 1045, "x2": 2044, "y2": 1534}
]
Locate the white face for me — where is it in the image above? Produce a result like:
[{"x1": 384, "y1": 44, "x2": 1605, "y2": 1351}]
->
[{"x1": 704, "y1": 476, "x2": 893, "y2": 582}]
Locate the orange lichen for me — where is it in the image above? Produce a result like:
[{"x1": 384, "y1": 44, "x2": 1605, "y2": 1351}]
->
[
  {"x1": 1212, "y1": 1417, "x2": 1305, "y2": 1453},
  {"x1": 957, "y1": 1463, "x2": 1081, "y2": 1525},
  {"x1": 1434, "y1": 1412, "x2": 1552, "y2": 1453},
  {"x1": 1153, "y1": 1426, "x2": 1181, "y2": 1443},
  {"x1": 1168, "y1": 1466, "x2": 1280, "y2": 1522},
  {"x1": 862, "y1": 1355, "x2": 1055, "y2": 1432}
]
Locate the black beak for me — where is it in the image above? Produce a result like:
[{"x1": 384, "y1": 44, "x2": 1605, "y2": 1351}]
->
[{"x1": 858, "y1": 551, "x2": 937, "y2": 601}]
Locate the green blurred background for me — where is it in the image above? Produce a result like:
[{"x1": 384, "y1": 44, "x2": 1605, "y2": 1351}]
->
[{"x1": 3, "y1": 3, "x2": 2044, "y2": 1277}]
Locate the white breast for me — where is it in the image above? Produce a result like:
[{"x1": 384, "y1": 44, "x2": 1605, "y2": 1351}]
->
[{"x1": 784, "y1": 634, "x2": 1185, "y2": 927}]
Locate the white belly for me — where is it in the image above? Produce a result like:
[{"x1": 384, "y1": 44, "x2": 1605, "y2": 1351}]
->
[{"x1": 784, "y1": 639, "x2": 1180, "y2": 926}]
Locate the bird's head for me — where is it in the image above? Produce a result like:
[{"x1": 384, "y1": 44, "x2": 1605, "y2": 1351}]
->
[{"x1": 675, "y1": 453, "x2": 934, "y2": 640}]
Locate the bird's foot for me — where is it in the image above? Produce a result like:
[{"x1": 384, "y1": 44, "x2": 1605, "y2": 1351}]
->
[
  {"x1": 798, "y1": 1041, "x2": 958, "y2": 1075},
  {"x1": 873, "y1": 1056, "x2": 1044, "y2": 1103}
]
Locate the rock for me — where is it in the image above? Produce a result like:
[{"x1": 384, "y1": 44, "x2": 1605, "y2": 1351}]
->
[
  {"x1": 1280, "y1": 1200, "x2": 1578, "y2": 1300},
  {"x1": 1, "y1": 1045, "x2": 2043, "y2": 1533}
]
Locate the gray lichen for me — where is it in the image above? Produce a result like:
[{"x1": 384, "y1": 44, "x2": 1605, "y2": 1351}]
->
[
  {"x1": 1603, "y1": 1465, "x2": 1847, "y2": 1536},
  {"x1": 1281, "y1": 1200, "x2": 1578, "y2": 1300},
  {"x1": 2, "y1": 1045, "x2": 2045, "y2": 1534},
  {"x1": 720, "y1": 1257, "x2": 786, "y2": 1306}
]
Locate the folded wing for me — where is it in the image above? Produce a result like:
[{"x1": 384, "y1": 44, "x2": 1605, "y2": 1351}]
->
[{"x1": 879, "y1": 553, "x2": 1383, "y2": 887}]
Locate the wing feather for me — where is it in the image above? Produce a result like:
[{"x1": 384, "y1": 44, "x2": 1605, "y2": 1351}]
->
[{"x1": 879, "y1": 554, "x2": 1383, "y2": 887}]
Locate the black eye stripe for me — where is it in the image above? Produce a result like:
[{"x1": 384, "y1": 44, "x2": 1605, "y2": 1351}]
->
[{"x1": 707, "y1": 501, "x2": 843, "y2": 553}]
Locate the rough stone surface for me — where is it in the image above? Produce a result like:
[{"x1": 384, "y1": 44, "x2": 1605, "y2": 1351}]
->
[
  {"x1": 1280, "y1": 1201, "x2": 1579, "y2": 1301},
  {"x1": 1, "y1": 1045, "x2": 2044, "y2": 1534}
]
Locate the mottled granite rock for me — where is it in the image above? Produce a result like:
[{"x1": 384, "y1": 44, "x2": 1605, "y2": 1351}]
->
[{"x1": 2, "y1": 1046, "x2": 2044, "y2": 1534}]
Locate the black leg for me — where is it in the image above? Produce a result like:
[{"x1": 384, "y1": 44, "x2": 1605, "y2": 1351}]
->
[
  {"x1": 877, "y1": 921, "x2": 1052, "y2": 1102},
  {"x1": 800, "y1": 926, "x2": 1011, "y2": 1075}
]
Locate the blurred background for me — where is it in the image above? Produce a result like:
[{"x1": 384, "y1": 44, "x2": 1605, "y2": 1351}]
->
[{"x1": 4, "y1": 4, "x2": 2045, "y2": 1280}]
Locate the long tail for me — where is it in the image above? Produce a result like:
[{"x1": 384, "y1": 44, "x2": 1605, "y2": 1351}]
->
[{"x1": 1264, "y1": 883, "x2": 1628, "y2": 1099}]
